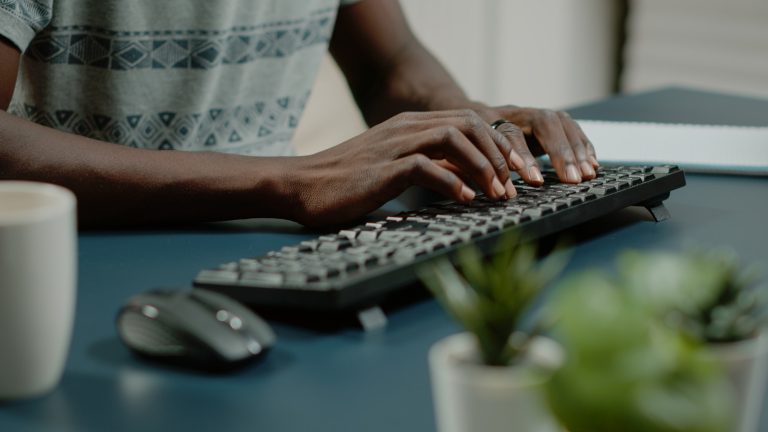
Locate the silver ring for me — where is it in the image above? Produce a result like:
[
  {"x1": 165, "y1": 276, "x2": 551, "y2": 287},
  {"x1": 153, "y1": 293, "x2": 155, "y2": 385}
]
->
[{"x1": 490, "y1": 119, "x2": 513, "y2": 130}]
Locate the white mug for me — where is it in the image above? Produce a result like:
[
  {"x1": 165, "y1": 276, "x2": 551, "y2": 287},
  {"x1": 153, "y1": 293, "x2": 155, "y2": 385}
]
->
[{"x1": 0, "y1": 181, "x2": 77, "y2": 399}]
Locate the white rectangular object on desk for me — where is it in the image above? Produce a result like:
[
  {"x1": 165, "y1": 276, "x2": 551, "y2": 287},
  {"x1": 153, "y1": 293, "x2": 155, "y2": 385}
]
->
[{"x1": 577, "y1": 120, "x2": 768, "y2": 175}]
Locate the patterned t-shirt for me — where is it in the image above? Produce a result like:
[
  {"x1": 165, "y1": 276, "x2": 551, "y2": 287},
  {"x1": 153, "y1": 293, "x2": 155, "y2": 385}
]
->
[{"x1": 0, "y1": 0, "x2": 358, "y2": 156}]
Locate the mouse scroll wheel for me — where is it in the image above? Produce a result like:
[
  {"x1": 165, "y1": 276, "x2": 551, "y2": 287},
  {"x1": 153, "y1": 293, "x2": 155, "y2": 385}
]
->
[{"x1": 215, "y1": 310, "x2": 243, "y2": 330}]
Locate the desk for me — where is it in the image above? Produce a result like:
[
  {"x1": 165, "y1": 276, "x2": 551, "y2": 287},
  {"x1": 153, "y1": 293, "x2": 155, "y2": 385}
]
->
[{"x1": 1, "y1": 88, "x2": 767, "y2": 432}]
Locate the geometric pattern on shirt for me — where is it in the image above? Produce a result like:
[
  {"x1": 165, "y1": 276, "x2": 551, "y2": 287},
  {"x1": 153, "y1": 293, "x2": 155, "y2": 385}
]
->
[
  {"x1": 24, "y1": 8, "x2": 336, "y2": 70},
  {"x1": 11, "y1": 93, "x2": 310, "y2": 151},
  {"x1": 0, "y1": 0, "x2": 52, "y2": 33}
]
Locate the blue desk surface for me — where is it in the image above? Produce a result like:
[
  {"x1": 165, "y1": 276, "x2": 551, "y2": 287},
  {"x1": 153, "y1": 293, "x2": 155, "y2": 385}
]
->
[{"x1": 1, "y1": 88, "x2": 767, "y2": 432}]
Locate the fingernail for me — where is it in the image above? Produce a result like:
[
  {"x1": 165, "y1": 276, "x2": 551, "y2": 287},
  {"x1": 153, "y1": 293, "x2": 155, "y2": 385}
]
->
[
  {"x1": 509, "y1": 151, "x2": 525, "y2": 170},
  {"x1": 461, "y1": 185, "x2": 476, "y2": 201},
  {"x1": 504, "y1": 179, "x2": 517, "y2": 198},
  {"x1": 566, "y1": 164, "x2": 581, "y2": 183},
  {"x1": 492, "y1": 177, "x2": 506, "y2": 198},
  {"x1": 529, "y1": 166, "x2": 544, "y2": 184},
  {"x1": 590, "y1": 156, "x2": 600, "y2": 167},
  {"x1": 580, "y1": 161, "x2": 596, "y2": 179}
]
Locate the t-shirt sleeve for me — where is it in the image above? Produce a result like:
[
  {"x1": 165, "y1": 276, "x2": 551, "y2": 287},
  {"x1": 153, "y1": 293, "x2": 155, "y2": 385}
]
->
[{"x1": 0, "y1": 0, "x2": 53, "y2": 51}]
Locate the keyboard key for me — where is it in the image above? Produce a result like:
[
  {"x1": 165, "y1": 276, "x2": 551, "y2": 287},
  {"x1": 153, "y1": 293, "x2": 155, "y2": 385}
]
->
[
  {"x1": 523, "y1": 207, "x2": 552, "y2": 219},
  {"x1": 588, "y1": 185, "x2": 616, "y2": 195},
  {"x1": 570, "y1": 192, "x2": 597, "y2": 201},
  {"x1": 358, "y1": 230, "x2": 381, "y2": 242},
  {"x1": 239, "y1": 271, "x2": 284, "y2": 288},
  {"x1": 196, "y1": 269, "x2": 239, "y2": 284},
  {"x1": 651, "y1": 165, "x2": 679, "y2": 174},
  {"x1": 299, "y1": 240, "x2": 319, "y2": 252},
  {"x1": 318, "y1": 239, "x2": 352, "y2": 252},
  {"x1": 539, "y1": 202, "x2": 567, "y2": 212}
]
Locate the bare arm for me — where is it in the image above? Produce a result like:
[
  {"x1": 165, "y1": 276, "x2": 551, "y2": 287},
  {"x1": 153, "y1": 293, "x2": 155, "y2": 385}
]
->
[
  {"x1": 329, "y1": 1, "x2": 469, "y2": 125},
  {"x1": 0, "y1": 110, "x2": 301, "y2": 227},
  {"x1": 0, "y1": 39, "x2": 299, "y2": 227},
  {"x1": 330, "y1": 0, "x2": 599, "y2": 185},
  {"x1": 0, "y1": 37, "x2": 20, "y2": 109}
]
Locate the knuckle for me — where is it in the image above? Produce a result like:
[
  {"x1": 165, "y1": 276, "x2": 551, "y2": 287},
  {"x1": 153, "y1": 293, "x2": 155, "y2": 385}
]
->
[
  {"x1": 559, "y1": 144, "x2": 577, "y2": 162},
  {"x1": 389, "y1": 112, "x2": 416, "y2": 129},
  {"x1": 475, "y1": 158, "x2": 494, "y2": 178},
  {"x1": 390, "y1": 118, "x2": 410, "y2": 131},
  {"x1": 442, "y1": 126, "x2": 463, "y2": 144},
  {"x1": 493, "y1": 130, "x2": 513, "y2": 149},
  {"x1": 557, "y1": 110, "x2": 572, "y2": 120},
  {"x1": 541, "y1": 109, "x2": 558, "y2": 120},
  {"x1": 392, "y1": 111, "x2": 421, "y2": 125},
  {"x1": 499, "y1": 123, "x2": 524, "y2": 139},
  {"x1": 391, "y1": 111, "x2": 410, "y2": 122},
  {"x1": 492, "y1": 155, "x2": 508, "y2": 173},
  {"x1": 464, "y1": 115, "x2": 484, "y2": 134},
  {"x1": 408, "y1": 154, "x2": 430, "y2": 175},
  {"x1": 459, "y1": 108, "x2": 476, "y2": 118}
]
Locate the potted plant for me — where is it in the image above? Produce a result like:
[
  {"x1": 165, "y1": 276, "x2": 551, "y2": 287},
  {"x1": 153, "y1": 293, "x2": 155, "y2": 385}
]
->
[
  {"x1": 418, "y1": 233, "x2": 566, "y2": 432},
  {"x1": 617, "y1": 250, "x2": 768, "y2": 432},
  {"x1": 544, "y1": 270, "x2": 734, "y2": 432}
]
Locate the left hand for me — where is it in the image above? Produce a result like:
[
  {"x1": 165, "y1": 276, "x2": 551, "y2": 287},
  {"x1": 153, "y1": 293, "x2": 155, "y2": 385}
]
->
[{"x1": 476, "y1": 105, "x2": 600, "y2": 185}]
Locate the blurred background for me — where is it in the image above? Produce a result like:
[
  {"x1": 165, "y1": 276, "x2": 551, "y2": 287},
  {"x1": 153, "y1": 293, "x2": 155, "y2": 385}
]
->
[{"x1": 295, "y1": 0, "x2": 768, "y2": 155}]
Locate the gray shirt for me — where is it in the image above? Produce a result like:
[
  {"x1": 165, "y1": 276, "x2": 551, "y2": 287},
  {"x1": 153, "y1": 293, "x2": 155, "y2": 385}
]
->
[{"x1": 1, "y1": 0, "x2": 358, "y2": 156}]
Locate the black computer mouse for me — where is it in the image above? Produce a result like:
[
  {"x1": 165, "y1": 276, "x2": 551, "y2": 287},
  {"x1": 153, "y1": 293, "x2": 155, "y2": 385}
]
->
[{"x1": 116, "y1": 288, "x2": 276, "y2": 371}]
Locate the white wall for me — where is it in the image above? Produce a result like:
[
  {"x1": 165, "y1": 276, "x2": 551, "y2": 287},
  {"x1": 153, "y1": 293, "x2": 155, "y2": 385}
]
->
[
  {"x1": 295, "y1": 0, "x2": 621, "y2": 155},
  {"x1": 401, "y1": 0, "x2": 620, "y2": 108},
  {"x1": 623, "y1": 0, "x2": 768, "y2": 99}
]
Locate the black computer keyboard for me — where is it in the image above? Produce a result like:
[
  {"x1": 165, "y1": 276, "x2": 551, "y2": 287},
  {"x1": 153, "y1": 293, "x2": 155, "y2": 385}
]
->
[{"x1": 194, "y1": 165, "x2": 686, "y2": 313}]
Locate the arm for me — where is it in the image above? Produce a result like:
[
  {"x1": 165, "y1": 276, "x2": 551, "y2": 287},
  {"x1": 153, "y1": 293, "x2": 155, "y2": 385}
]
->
[
  {"x1": 1, "y1": 31, "x2": 518, "y2": 228},
  {"x1": 0, "y1": 110, "x2": 297, "y2": 227},
  {"x1": 0, "y1": 39, "x2": 296, "y2": 227},
  {"x1": 0, "y1": 37, "x2": 20, "y2": 109},
  {"x1": 330, "y1": 0, "x2": 599, "y2": 184}
]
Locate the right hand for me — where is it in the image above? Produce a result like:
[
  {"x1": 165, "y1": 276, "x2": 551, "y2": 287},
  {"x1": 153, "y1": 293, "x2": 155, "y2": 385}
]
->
[{"x1": 283, "y1": 109, "x2": 527, "y2": 227}]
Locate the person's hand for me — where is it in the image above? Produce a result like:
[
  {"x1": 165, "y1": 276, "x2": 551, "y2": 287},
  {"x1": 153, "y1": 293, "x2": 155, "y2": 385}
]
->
[
  {"x1": 477, "y1": 106, "x2": 599, "y2": 185},
  {"x1": 283, "y1": 110, "x2": 528, "y2": 226}
]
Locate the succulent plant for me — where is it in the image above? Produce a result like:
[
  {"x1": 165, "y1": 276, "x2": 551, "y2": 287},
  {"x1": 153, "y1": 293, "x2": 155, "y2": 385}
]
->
[
  {"x1": 545, "y1": 271, "x2": 734, "y2": 432},
  {"x1": 417, "y1": 231, "x2": 566, "y2": 366},
  {"x1": 617, "y1": 249, "x2": 768, "y2": 343}
]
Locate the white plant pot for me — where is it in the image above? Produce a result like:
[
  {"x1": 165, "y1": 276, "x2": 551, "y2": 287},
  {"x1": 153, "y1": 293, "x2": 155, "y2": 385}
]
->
[
  {"x1": 710, "y1": 332, "x2": 768, "y2": 432},
  {"x1": 429, "y1": 333, "x2": 563, "y2": 432}
]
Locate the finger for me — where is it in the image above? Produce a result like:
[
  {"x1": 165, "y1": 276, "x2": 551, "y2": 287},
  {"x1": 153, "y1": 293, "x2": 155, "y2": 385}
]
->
[
  {"x1": 531, "y1": 110, "x2": 581, "y2": 184},
  {"x1": 494, "y1": 121, "x2": 544, "y2": 186},
  {"x1": 435, "y1": 158, "x2": 516, "y2": 198},
  {"x1": 395, "y1": 154, "x2": 475, "y2": 203},
  {"x1": 434, "y1": 159, "x2": 474, "y2": 185},
  {"x1": 414, "y1": 110, "x2": 513, "y2": 186},
  {"x1": 408, "y1": 126, "x2": 509, "y2": 199},
  {"x1": 558, "y1": 112, "x2": 595, "y2": 180},
  {"x1": 572, "y1": 120, "x2": 599, "y2": 168}
]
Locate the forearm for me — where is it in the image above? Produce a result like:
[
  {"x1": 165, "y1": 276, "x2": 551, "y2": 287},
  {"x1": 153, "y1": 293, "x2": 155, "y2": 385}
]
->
[
  {"x1": 0, "y1": 110, "x2": 297, "y2": 227},
  {"x1": 331, "y1": 1, "x2": 492, "y2": 126},
  {"x1": 357, "y1": 37, "x2": 488, "y2": 125}
]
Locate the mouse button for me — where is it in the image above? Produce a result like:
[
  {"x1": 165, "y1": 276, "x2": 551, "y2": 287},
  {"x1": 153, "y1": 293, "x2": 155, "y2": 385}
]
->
[
  {"x1": 190, "y1": 289, "x2": 276, "y2": 346},
  {"x1": 172, "y1": 298, "x2": 253, "y2": 361},
  {"x1": 117, "y1": 310, "x2": 188, "y2": 356},
  {"x1": 189, "y1": 290, "x2": 274, "y2": 341}
]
